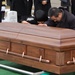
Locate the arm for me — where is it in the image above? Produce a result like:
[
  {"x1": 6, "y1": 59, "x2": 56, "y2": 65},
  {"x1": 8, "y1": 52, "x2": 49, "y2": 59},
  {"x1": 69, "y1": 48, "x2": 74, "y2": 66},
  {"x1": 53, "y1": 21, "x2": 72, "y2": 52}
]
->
[
  {"x1": 44, "y1": 19, "x2": 56, "y2": 26},
  {"x1": 22, "y1": 21, "x2": 30, "y2": 24},
  {"x1": 69, "y1": 19, "x2": 75, "y2": 30},
  {"x1": 38, "y1": 19, "x2": 56, "y2": 27}
]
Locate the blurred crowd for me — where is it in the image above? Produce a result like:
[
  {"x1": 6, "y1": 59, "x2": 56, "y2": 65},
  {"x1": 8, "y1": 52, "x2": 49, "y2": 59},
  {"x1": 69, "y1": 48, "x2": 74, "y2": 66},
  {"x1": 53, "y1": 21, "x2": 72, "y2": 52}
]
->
[{"x1": 0, "y1": 0, "x2": 75, "y2": 23}]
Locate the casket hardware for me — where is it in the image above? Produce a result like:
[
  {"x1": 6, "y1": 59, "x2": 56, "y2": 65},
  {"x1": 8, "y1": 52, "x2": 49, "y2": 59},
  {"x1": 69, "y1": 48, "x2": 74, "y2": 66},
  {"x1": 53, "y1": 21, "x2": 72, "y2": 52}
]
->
[
  {"x1": 22, "y1": 52, "x2": 25, "y2": 57},
  {"x1": 6, "y1": 48, "x2": 9, "y2": 54},
  {"x1": 39, "y1": 55, "x2": 50, "y2": 63},
  {"x1": 67, "y1": 57, "x2": 75, "y2": 65},
  {"x1": 0, "y1": 49, "x2": 50, "y2": 63},
  {"x1": 1, "y1": 23, "x2": 75, "y2": 74},
  {"x1": 39, "y1": 55, "x2": 42, "y2": 62},
  {"x1": 23, "y1": 54, "x2": 50, "y2": 63}
]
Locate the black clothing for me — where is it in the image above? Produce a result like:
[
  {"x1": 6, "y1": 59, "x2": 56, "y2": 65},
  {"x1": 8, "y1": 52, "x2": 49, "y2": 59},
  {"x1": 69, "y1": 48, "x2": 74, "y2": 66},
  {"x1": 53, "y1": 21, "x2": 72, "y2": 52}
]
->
[
  {"x1": 0, "y1": 0, "x2": 3, "y2": 22},
  {"x1": 23, "y1": 0, "x2": 33, "y2": 17},
  {"x1": 71, "y1": 0, "x2": 75, "y2": 15},
  {"x1": 45, "y1": 10, "x2": 75, "y2": 30},
  {"x1": 1, "y1": 8, "x2": 5, "y2": 20},
  {"x1": 60, "y1": 0, "x2": 70, "y2": 11},
  {"x1": 61, "y1": 0, "x2": 70, "y2": 6},
  {"x1": 0, "y1": 0, "x2": 2, "y2": 10},
  {"x1": 21, "y1": 9, "x2": 48, "y2": 25},
  {"x1": 10, "y1": 0, "x2": 33, "y2": 22},
  {"x1": 21, "y1": 15, "x2": 48, "y2": 25},
  {"x1": 7, "y1": 0, "x2": 12, "y2": 6},
  {"x1": 21, "y1": 16, "x2": 38, "y2": 24},
  {"x1": 0, "y1": 1, "x2": 1, "y2": 22},
  {"x1": 34, "y1": 0, "x2": 51, "y2": 17},
  {"x1": 1, "y1": 3, "x2": 5, "y2": 20}
]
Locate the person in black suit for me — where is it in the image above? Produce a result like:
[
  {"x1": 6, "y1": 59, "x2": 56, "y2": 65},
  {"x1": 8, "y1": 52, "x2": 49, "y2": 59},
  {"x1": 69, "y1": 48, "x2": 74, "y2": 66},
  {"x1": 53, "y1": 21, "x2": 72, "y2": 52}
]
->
[
  {"x1": 38, "y1": 7, "x2": 75, "y2": 30},
  {"x1": 21, "y1": 10, "x2": 48, "y2": 25},
  {"x1": 10, "y1": 0, "x2": 33, "y2": 22},
  {"x1": 0, "y1": 0, "x2": 2, "y2": 22},
  {"x1": 1, "y1": 0, "x2": 6, "y2": 20},
  {"x1": 34, "y1": 0, "x2": 51, "y2": 18},
  {"x1": 71, "y1": 0, "x2": 75, "y2": 15}
]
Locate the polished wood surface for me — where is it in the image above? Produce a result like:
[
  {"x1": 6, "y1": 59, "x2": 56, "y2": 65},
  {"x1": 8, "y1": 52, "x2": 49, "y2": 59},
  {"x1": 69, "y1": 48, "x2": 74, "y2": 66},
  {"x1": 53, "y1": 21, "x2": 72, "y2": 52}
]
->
[{"x1": 0, "y1": 22, "x2": 75, "y2": 74}]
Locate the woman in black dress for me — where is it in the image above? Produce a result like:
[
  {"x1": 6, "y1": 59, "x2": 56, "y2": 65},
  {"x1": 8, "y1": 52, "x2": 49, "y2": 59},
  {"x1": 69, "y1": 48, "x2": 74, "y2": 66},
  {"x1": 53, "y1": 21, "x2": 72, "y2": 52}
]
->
[
  {"x1": 10, "y1": 0, "x2": 33, "y2": 22},
  {"x1": 34, "y1": 0, "x2": 51, "y2": 17}
]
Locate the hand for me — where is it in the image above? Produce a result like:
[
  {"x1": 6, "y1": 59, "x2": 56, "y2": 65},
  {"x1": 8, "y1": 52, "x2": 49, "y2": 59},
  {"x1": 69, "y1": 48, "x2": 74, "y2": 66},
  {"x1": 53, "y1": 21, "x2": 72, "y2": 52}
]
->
[
  {"x1": 21, "y1": 21, "x2": 30, "y2": 24},
  {"x1": 42, "y1": 1, "x2": 47, "y2": 5},
  {"x1": 38, "y1": 24, "x2": 47, "y2": 27}
]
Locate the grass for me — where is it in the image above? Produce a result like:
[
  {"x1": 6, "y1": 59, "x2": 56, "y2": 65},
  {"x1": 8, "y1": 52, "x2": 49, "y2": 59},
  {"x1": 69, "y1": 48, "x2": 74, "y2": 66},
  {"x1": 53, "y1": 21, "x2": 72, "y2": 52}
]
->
[{"x1": 0, "y1": 60, "x2": 41, "y2": 75}]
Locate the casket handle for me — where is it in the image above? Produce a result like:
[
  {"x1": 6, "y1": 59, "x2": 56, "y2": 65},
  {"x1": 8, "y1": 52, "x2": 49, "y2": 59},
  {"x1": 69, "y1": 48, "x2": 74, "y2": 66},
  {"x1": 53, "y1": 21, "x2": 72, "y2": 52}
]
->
[
  {"x1": 39, "y1": 55, "x2": 50, "y2": 63},
  {"x1": 21, "y1": 52, "x2": 50, "y2": 63},
  {"x1": 67, "y1": 57, "x2": 75, "y2": 65},
  {"x1": 39, "y1": 55, "x2": 42, "y2": 62},
  {"x1": 6, "y1": 48, "x2": 9, "y2": 54},
  {"x1": 0, "y1": 49, "x2": 50, "y2": 63},
  {"x1": 22, "y1": 52, "x2": 25, "y2": 57}
]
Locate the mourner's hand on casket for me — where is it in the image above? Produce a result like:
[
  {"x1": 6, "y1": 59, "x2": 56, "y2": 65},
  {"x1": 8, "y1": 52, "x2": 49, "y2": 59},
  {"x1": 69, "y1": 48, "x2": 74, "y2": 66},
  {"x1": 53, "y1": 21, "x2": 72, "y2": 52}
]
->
[
  {"x1": 22, "y1": 21, "x2": 30, "y2": 24},
  {"x1": 38, "y1": 24, "x2": 47, "y2": 26}
]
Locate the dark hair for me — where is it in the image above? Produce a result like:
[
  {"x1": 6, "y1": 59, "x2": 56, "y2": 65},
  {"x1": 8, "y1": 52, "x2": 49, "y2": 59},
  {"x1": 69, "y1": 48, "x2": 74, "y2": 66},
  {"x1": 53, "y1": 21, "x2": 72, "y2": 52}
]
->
[
  {"x1": 48, "y1": 7, "x2": 63, "y2": 17},
  {"x1": 35, "y1": 10, "x2": 48, "y2": 21}
]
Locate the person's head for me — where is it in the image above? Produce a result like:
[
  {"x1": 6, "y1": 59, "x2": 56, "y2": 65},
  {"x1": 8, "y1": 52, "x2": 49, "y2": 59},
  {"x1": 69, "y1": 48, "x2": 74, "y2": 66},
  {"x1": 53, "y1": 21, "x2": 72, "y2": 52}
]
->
[
  {"x1": 35, "y1": 10, "x2": 48, "y2": 24},
  {"x1": 48, "y1": 7, "x2": 63, "y2": 22}
]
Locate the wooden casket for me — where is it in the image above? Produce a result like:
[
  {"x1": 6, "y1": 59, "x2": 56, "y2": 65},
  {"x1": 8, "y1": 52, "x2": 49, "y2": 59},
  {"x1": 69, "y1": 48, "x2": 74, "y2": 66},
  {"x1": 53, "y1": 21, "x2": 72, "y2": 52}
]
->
[{"x1": 0, "y1": 22, "x2": 75, "y2": 74}]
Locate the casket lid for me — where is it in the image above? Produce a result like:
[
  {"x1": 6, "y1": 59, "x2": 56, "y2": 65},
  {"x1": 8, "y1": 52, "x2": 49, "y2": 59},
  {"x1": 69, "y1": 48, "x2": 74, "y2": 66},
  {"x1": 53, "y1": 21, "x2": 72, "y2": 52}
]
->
[
  {"x1": 0, "y1": 22, "x2": 75, "y2": 39},
  {"x1": 0, "y1": 23, "x2": 75, "y2": 51}
]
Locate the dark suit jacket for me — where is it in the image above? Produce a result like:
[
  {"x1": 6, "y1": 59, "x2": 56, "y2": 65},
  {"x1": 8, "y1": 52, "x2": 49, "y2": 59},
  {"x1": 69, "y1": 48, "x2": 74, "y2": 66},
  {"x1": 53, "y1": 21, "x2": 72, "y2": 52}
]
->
[{"x1": 45, "y1": 10, "x2": 75, "y2": 30}]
